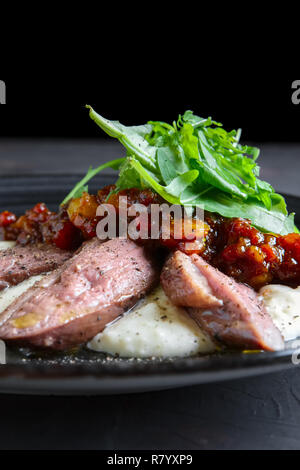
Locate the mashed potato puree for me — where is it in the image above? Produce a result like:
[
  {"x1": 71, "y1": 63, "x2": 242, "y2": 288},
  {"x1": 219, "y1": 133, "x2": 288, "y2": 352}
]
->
[
  {"x1": 88, "y1": 286, "x2": 216, "y2": 357},
  {"x1": 90, "y1": 284, "x2": 300, "y2": 357},
  {"x1": 0, "y1": 241, "x2": 16, "y2": 251},
  {"x1": 260, "y1": 285, "x2": 300, "y2": 341},
  {"x1": 0, "y1": 241, "x2": 300, "y2": 357}
]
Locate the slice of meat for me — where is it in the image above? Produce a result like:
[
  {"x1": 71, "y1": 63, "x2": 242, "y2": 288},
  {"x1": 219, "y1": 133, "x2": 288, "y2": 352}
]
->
[
  {"x1": 161, "y1": 251, "x2": 284, "y2": 351},
  {"x1": 0, "y1": 238, "x2": 160, "y2": 350},
  {"x1": 0, "y1": 243, "x2": 73, "y2": 291},
  {"x1": 161, "y1": 251, "x2": 222, "y2": 309}
]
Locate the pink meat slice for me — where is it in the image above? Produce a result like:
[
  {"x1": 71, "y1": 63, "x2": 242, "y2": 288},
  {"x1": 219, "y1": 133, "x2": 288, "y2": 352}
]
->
[
  {"x1": 161, "y1": 251, "x2": 284, "y2": 351},
  {"x1": 161, "y1": 251, "x2": 222, "y2": 309},
  {"x1": 0, "y1": 238, "x2": 160, "y2": 350},
  {"x1": 0, "y1": 243, "x2": 73, "y2": 290}
]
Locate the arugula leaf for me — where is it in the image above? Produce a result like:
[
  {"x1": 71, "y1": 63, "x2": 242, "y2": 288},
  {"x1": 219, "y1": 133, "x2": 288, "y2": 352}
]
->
[
  {"x1": 165, "y1": 170, "x2": 199, "y2": 197},
  {"x1": 63, "y1": 107, "x2": 295, "y2": 236},
  {"x1": 122, "y1": 157, "x2": 198, "y2": 205},
  {"x1": 181, "y1": 188, "x2": 295, "y2": 235},
  {"x1": 61, "y1": 158, "x2": 124, "y2": 205},
  {"x1": 196, "y1": 130, "x2": 250, "y2": 199},
  {"x1": 72, "y1": 184, "x2": 89, "y2": 199},
  {"x1": 87, "y1": 106, "x2": 157, "y2": 172},
  {"x1": 157, "y1": 148, "x2": 179, "y2": 184}
]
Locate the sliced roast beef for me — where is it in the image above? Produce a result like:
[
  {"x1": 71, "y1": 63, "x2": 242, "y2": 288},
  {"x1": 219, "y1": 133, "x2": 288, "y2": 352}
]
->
[
  {"x1": 0, "y1": 238, "x2": 160, "y2": 350},
  {"x1": 0, "y1": 243, "x2": 73, "y2": 291},
  {"x1": 161, "y1": 251, "x2": 284, "y2": 351}
]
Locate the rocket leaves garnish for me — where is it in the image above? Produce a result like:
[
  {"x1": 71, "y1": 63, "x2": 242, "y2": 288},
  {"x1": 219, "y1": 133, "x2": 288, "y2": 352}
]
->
[
  {"x1": 62, "y1": 106, "x2": 296, "y2": 235},
  {"x1": 61, "y1": 158, "x2": 125, "y2": 205}
]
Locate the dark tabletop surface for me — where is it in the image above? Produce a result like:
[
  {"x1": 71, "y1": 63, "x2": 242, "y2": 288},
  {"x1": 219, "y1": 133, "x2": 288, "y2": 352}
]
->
[{"x1": 0, "y1": 139, "x2": 300, "y2": 451}]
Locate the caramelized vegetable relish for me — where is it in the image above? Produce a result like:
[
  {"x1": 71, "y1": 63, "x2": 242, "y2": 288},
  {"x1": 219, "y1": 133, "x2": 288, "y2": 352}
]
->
[{"x1": 1, "y1": 186, "x2": 300, "y2": 290}]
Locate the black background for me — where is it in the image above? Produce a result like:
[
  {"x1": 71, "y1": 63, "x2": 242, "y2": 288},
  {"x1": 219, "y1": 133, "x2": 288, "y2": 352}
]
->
[{"x1": 0, "y1": 76, "x2": 299, "y2": 142}]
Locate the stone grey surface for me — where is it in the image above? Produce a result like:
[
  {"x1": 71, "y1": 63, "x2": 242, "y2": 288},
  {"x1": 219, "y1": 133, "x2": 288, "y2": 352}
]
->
[
  {"x1": 0, "y1": 139, "x2": 299, "y2": 196},
  {"x1": 0, "y1": 139, "x2": 123, "y2": 176},
  {"x1": 0, "y1": 368, "x2": 300, "y2": 450}
]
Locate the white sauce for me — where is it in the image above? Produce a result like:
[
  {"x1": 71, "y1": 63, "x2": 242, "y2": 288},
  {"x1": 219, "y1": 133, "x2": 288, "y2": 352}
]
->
[
  {"x1": 88, "y1": 286, "x2": 216, "y2": 358},
  {"x1": 0, "y1": 241, "x2": 16, "y2": 251},
  {"x1": 260, "y1": 285, "x2": 300, "y2": 341}
]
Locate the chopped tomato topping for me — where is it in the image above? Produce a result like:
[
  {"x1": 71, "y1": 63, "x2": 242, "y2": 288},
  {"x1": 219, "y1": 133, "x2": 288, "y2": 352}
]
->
[
  {"x1": 2, "y1": 185, "x2": 300, "y2": 290},
  {"x1": 0, "y1": 211, "x2": 17, "y2": 227}
]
